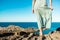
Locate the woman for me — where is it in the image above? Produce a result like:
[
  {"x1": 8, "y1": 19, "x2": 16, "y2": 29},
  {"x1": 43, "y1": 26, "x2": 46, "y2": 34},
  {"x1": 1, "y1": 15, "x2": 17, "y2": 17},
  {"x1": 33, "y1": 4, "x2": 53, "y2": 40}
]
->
[{"x1": 32, "y1": 0, "x2": 53, "y2": 37}]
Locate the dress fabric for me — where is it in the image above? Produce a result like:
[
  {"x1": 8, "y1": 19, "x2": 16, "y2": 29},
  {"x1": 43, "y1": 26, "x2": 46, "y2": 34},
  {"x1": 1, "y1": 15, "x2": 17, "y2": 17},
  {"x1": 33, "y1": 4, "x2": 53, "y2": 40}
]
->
[{"x1": 34, "y1": 0, "x2": 52, "y2": 29}]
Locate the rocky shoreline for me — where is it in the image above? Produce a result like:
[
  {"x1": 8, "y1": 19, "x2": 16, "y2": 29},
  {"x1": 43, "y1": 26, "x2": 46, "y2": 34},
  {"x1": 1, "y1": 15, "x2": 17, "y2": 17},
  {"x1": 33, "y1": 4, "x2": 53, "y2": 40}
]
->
[{"x1": 0, "y1": 25, "x2": 60, "y2": 40}]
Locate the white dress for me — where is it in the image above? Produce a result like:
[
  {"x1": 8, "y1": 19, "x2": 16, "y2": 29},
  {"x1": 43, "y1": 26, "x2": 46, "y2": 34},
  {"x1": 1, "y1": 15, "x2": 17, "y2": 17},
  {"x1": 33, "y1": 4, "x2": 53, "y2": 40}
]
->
[{"x1": 34, "y1": 0, "x2": 52, "y2": 29}]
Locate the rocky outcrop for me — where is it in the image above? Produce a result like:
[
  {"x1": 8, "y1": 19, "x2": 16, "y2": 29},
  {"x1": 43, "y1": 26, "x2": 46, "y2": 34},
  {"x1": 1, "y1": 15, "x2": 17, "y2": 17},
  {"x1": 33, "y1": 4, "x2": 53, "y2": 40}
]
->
[
  {"x1": 0, "y1": 25, "x2": 60, "y2": 40},
  {"x1": 44, "y1": 27, "x2": 60, "y2": 40},
  {"x1": 0, "y1": 25, "x2": 39, "y2": 40}
]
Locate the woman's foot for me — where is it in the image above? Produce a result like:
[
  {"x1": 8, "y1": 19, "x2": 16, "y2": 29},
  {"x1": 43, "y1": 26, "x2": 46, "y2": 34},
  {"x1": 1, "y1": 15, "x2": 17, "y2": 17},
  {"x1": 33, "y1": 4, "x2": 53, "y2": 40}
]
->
[
  {"x1": 39, "y1": 34, "x2": 43, "y2": 40},
  {"x1": 40, "y1": 34, "x2": 46, "y2": 40},
  {"x1": 40, "y1": 34, "x2": 43, "y2": 37}
]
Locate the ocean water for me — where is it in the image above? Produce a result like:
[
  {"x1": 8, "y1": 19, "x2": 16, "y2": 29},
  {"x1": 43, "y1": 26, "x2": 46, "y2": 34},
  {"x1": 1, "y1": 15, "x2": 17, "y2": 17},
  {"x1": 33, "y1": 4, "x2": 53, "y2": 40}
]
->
[{"x1": 0, "y1": 22, "x2": 60, "y2": 34}]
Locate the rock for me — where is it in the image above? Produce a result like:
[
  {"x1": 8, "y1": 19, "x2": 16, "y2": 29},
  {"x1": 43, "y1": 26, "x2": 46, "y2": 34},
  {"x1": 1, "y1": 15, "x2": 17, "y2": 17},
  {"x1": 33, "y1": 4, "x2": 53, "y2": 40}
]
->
[
  {"x1": 24, "y1": 28, "x2": 39, "y2": 33},
  {"x1": 0, "y1": 33, "x2": 14, "y2": 37},
  {"x1": 44, "y1": 27, "x2": 60, "y2": 40},
  {"x1": 0, "y1": 25, "x2": 39, "y2": 40},
  {"x1": 20, "y1": 31, "x2": 30, "y2": 36},
  {"x1": 56, "y1": 27, "x2": 60, "y2": 31},
  {"x1": 7, "y1": 25, "x2": 25, "y2": 32},
  {"x1": 0, "y1": 25, "x2": 60, "y2": 40}
]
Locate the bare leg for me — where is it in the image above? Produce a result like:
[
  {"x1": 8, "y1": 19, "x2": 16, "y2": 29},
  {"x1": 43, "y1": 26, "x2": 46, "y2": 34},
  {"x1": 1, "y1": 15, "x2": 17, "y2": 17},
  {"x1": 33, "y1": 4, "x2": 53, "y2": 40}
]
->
[
  {"x1": 40, "y1": 28, "x2": 43, "y2": 36},
  {"x1": 38, "y1": 28, "x2": 43, "y2": 40}
]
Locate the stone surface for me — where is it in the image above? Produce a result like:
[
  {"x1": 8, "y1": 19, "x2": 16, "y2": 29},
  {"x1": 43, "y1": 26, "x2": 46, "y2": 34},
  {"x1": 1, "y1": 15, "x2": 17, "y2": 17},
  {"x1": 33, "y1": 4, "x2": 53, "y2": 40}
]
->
[{"x1": 0, "y1": 25, "x2": 60, "y2": 40}]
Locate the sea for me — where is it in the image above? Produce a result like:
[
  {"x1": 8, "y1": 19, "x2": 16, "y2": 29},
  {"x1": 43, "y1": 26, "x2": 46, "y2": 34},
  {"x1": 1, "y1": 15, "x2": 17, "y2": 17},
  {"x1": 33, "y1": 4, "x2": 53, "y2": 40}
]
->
[{"x1": 0, "y1": 22, "x2": 60, "y2": 34}]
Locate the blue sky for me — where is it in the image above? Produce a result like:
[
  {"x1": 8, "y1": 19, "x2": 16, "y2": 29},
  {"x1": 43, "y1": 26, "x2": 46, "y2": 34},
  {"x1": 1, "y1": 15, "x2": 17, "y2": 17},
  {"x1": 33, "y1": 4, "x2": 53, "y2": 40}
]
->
[{"x1": 0, "y1": 0, "x2": 60, "y2": 22}]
